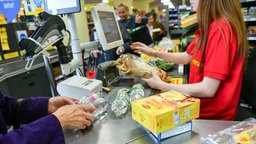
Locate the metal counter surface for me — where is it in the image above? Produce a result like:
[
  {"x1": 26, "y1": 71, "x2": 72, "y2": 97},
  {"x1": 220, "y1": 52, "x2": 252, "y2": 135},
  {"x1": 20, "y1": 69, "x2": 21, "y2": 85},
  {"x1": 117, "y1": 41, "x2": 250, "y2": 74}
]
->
[
  {"x1": 64, "y1": 111, "x2": 238, "y2": 144},
  {"x1": 64, "y1": 79, "x2": 239, "y2": 144}
]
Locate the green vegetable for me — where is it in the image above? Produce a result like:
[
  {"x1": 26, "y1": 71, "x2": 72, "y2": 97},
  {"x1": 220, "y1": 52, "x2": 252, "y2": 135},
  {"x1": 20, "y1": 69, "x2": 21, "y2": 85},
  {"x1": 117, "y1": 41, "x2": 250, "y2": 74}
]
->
[{"x1": 155, "y1": 59, "x2": 175, "y2": 71}]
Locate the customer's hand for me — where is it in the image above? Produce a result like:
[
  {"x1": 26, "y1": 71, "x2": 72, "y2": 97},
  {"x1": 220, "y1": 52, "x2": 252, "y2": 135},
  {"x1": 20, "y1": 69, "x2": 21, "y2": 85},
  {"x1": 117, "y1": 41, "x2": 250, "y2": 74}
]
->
[
  {"x1": 53, "y1": 104, "x2": 96, "y2": 129},
  {"x1": 116, "y1": 46, "x2": 124, "y2": 55},
  {"x1": 91, "y1": 50, "x2": 101, "y2": 58},
  {"x1": 130, "y1": 42, "x2": 155, "y2": 56},
  {"x1": 48, "y1": 96, "x2": 78, "y2": 114},
  {"x1": 142, "y1": 70, "x2": 165, "y2": 90}
]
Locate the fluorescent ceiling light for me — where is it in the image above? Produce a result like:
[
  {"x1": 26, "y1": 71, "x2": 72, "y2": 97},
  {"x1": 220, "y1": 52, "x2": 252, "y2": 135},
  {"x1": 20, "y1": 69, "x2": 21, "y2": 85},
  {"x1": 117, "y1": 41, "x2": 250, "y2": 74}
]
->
[{"x1": 102, "y1": 0, "x2": 109, "y2": 3}]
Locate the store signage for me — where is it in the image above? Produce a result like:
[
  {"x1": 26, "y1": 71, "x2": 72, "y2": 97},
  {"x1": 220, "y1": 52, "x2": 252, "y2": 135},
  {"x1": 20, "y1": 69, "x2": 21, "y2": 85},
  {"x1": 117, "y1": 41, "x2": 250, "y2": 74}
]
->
[
  {"x1": 0, "y1": 0, "x2": 20, "y2": 23},
  {"x1": 16, "y1": 30, "x2": 28, "y2": 41},
  {"x1": 33, "y1": 0, "x2": 43, "y2": 7}
]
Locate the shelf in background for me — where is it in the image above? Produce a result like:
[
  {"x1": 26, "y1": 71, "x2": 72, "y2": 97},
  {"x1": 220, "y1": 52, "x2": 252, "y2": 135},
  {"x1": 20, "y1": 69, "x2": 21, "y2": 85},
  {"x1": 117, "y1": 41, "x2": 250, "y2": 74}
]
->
[
  {"x1": 244, "y1": 16, "x2": 256, "y2": 22},
  {"x1": 248, "y1": 37, "x2": 256, "y2": 41},
  {"x1": 240, "y1": 0, "x2": 256, "y2": 2}
]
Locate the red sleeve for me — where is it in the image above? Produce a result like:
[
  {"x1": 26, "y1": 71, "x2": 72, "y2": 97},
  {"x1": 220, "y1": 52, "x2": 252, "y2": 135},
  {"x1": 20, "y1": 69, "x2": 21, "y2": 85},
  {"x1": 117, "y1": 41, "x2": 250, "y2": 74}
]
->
[
  {"x1": 204, "y1": 21, "x2": 237, "y2": 80},
  {"x1": 186, "y1": 30, "x2": 200, "y2": 55}
]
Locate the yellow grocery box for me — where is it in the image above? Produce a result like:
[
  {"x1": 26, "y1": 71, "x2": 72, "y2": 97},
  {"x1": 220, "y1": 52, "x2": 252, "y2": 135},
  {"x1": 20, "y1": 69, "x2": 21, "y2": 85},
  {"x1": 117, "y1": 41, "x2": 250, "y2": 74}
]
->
[
  {"x1": 131, "y1": 90, "x2": 200, "y2": 134},
  {"x1": 180, "y1": 13, "x2": 198, "y2": 28}
]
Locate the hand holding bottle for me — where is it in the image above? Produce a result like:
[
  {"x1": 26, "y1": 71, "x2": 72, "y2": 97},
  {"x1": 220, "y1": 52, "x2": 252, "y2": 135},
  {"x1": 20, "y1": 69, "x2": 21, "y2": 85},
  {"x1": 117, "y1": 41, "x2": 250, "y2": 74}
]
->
[{"x1": 53, "y1": 104, "x2": 96, "y2": 129}]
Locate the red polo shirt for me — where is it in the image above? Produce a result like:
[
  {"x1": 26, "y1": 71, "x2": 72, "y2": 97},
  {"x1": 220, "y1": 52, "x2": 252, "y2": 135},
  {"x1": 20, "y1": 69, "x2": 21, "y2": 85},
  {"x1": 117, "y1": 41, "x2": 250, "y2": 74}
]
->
[{"x1": 186, "y1": 19, "x2": 244, "y2": 120}]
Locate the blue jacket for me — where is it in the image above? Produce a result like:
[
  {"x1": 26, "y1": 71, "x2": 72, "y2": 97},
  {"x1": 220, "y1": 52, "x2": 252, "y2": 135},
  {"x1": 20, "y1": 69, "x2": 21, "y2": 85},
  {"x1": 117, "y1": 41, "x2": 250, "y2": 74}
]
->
[
  {"x1": 118, "y1": 15, "x2": 148, "y2": 31},
  {"x1": 0, "y1": 91, "x2": 65, "y2": 144},
  {"x1": 119, "y1": 15, "x2": 153, "y2": 46}
]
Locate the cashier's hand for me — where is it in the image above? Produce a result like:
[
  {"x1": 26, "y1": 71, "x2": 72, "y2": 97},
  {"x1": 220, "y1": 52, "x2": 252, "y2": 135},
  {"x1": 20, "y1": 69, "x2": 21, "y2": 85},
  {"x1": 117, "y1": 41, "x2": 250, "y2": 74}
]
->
[
  {"x1": 48, "y1": 96, "x2": 78, "y2": 114},
  {"x1": 142, "y1": 70, "x2": 165, "y2": 90},
  {"x1": 53, "y1": 104, "x2": 96, "y2": 129},
  {"x1": 130, "y1": 42, "x2": 155, "y2": 56}
]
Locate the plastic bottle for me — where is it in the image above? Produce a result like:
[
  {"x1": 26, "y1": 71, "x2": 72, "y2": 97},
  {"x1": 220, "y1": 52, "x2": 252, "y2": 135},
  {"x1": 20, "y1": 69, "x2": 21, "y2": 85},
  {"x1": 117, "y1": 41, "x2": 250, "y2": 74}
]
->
[
  {"x1": 128, "y1": 26, "x2": 144, "y2": 34},
  {"x1": 79, "y1": 93, "x2": 109, "y2": 118},
  {"x1": 129, "y1": 84, "x2": 145, "y2": 102},
  {"x1": 111, "y1": 88, "x2": 130, "y2": 117},
  {"x1": 79, "y1": 93, "x2": 98, "y2": 104},
  {"x1": 90, "y1": 97, "x2": 109, "y2": 118}
]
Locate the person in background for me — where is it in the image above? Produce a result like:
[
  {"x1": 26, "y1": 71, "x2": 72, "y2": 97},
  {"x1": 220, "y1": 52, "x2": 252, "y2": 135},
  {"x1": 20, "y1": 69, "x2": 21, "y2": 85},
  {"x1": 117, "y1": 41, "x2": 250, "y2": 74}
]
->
[
  {"x1": 140, "y1": 10, "x2": 146, "y2": 16},
  {"x1": 0, "y1": 91, "x2": 95, "y2": 143},
  {"x1": 159, "y1": 14, "x2": 164, "y2": 23},
  {"x1": 145, "y1": 12, "x2": 167, "y2": 43},
  {"x1": 131, "y1": 0, "x2": 248, "y2": 120},
  {"x1": 150, "y1": 9, "x2": 157, "y2": 22},
  {"x1": 132, "y1": 8, "x2": 139, "y2": 16},
  {"x1": 116, "y1": 3, "x2": 153, "y2": 46},
  {"x1": 89, "y1": 21, "x2": 133, "y2": 65},
  {"x1": 116, "y1": 4, "x2": 147, "y2": 31}
]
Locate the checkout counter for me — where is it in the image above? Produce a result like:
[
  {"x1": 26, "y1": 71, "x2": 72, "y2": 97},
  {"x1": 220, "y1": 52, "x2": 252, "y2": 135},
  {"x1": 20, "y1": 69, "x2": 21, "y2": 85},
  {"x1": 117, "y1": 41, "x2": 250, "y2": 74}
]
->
[
  {"x1": 0, "y1": 51, "x2": 59, "y2": 98},
  {"x1": 63, "y1": 78, "x2": 240, "y2": 144}
]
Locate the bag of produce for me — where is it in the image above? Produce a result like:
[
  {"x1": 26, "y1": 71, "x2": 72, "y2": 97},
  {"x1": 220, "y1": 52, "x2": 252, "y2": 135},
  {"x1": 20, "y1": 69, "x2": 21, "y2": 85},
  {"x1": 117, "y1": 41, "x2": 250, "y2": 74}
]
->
[{"x1": 115, "y1": 54, "x2": 171, "y2": 83}]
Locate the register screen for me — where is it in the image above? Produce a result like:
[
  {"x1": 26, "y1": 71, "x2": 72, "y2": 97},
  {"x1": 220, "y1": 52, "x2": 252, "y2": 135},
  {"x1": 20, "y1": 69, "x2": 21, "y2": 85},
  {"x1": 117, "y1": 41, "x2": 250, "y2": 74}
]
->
[
  {"x1": 45, "y1": 0, "x2": 80, "y2": 15},
  {"x1": 98, "y1": 11, "x2": 121, "y2": 43}
]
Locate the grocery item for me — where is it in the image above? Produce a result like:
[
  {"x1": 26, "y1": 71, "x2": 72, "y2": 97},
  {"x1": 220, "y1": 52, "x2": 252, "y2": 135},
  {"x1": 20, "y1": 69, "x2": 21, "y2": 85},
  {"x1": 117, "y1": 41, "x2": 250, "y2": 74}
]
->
[
  {"x1": 129, "y1": 84, "x2": 145, "y2": 102},
  {"x1": 155, "y1": 59, "x2": 175, "y2": 71},
  {"x1": 201, "y1": 118, "x2": 256, "y2": 144},
  {"x1": 180, "y1": 13, "x2": 198, "y2": 28},
  {"x1": 116, "y1": 54, "x2": 153, "y2": 79},
  {"x1": 79, "y1": 93, "x2": 99, "y2": 104},
  {"x1": 79, "y1": 93, "x2": 109, "y2": 118},
  {"x1": 249, "y1": 7, "x2": 256, "y2": 17},
  {"x1": 90, "y1": 98, "x2": 109, "y2": 118},
  {"x1": 116, "y1": 54, "x2": 172, "y2": 83},
  {"x1": 132, "y1": 90, "x2": 200, "y2": 134},
  {"x1": 111, "y1": 88, "x2": 130, "y2": 117},
  {"x1": 149, "y1": 121, "x2": 192, "y2": 141},
  {"x1": 141, "y1": 53, "x2": 155, "y2": 62}
]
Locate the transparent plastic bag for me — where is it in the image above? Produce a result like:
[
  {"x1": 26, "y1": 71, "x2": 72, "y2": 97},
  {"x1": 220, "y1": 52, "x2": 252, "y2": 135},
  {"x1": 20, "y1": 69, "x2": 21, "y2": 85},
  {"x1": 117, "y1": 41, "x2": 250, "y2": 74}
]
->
[
  {"x1": 115, "y1": 53, "x2": 171, "y2": 83},
  {"x1": 158, "y1": 37, "x2": 175, "y2": 52},
  {"x1": 115, "y1": 53, "x2": 155, "y2": 79},
  {"x1": 201, "y1": 118, "x2": 256, "y2": 144}
]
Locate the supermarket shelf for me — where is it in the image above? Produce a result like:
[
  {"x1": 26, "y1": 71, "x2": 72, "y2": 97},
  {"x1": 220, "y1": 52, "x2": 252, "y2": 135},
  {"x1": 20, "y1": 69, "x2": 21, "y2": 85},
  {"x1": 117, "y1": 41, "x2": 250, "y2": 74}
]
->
[
  {"x1": 244, "y1": 17, "x2": 256, "y2": 22},
  {"x1": 240, "y1": 0, "x2": 256, "y2": 3},
  {"x1": 248, "y1": 37, "x2": 256, "y2": 41}
]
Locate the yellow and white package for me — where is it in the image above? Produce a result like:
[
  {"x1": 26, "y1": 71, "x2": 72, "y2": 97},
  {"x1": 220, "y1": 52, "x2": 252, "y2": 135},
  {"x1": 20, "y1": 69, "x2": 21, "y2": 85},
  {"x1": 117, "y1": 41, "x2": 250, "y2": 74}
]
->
[
  {"x1": 201, "y1": 117, "x2": 256, "y2": 144},
  {"x1": 132, "y1": 90, "x2": 200, "y2": 134}
]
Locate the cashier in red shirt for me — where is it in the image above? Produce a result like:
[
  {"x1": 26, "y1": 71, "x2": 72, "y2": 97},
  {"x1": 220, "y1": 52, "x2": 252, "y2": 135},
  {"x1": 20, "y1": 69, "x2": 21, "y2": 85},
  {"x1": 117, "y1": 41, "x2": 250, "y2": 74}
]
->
[{"x1": 130, "y1": 0, "x2": 248, "y2": 120}]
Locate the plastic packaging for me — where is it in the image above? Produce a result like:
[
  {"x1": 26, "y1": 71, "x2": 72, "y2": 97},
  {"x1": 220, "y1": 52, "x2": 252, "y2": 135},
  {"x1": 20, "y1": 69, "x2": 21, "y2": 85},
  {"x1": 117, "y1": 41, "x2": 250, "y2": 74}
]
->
[
  {"x1": 111, "y1": 88, "x2": 130, "y2": 117},
  {"x1": 79, "y1": 93, "x2": 108, "y2": 118},
  {"x1": 128, "y1": 26, "x2": 144, "y2": 34},
  {"x1": 201, "y1": 117, "x2": 256, "y2": 144},
  {"x1": 158, "y1": 37, "x2": 175, "y2": 52},
  {"x1": 79, "y1": 93, "x2": 98, "y2": 104},
  {"x1": 90, "y1": 97, "x2": 109, "y2": 118},
  {"x1": 129, "y1": 84, "x2": 145, "y2": 102}
]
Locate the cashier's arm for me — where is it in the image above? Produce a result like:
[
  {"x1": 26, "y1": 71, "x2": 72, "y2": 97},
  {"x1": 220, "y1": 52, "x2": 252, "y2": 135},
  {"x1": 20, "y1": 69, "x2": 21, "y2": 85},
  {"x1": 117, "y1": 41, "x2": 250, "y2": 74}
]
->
[
  {"x1": 145, "y1": 74, "x2": 221, "y2": 98},
  {"x1": 154, "y1": 51, "x2": 192, "y2": 64},
  {"x1": 167, "y1": 77, "x2": 221, "y2": 98}
]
